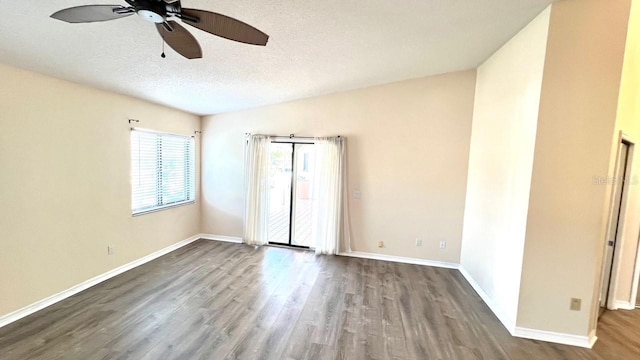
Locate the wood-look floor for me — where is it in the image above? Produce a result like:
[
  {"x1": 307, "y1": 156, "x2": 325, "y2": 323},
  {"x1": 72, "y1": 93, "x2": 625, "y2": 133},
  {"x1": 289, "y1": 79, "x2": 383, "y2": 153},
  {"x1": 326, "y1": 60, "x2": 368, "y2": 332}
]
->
[
  {"x1": 0, "y1": 240, "x2": 633, "y2": 359},
  {"x1": 594, "y1": 307, "x2": 640, "y2": 359}
]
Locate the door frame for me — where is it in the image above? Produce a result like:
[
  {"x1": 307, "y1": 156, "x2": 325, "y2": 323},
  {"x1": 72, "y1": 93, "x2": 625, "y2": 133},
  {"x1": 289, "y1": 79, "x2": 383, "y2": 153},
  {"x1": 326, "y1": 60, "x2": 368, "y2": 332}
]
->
[
  {"x1": 600, "y1": 132, "x2": 635, "y2": 310},
  {"x1": 631, "y1": 230, "x2": 640, "y2": 309}
]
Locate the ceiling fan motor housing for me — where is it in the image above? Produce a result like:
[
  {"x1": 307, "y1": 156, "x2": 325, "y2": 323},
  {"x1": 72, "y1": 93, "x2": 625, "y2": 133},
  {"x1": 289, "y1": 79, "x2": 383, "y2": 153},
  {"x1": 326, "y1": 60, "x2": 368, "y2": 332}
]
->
[{"x1": 135, "y1": 0, "x2": 167, "y2": 23}]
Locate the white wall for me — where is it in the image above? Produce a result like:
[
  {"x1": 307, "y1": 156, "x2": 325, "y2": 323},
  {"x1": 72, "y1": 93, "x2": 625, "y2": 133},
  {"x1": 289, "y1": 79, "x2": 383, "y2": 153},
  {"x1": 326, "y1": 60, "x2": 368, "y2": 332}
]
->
[
  {"x1": 0, "y1": 64, "x2": 201, "y2": 318},
  {"x1": 201, "y1": 71, "x2": 476, "y2": 262},
  {"x1": 519, "y1": 0, "x2": 630, "y2": 337},
  {"x1": 460, "y1": 7, "x2": 550, "y2": 329},
  {"x1": 461, "y1": 0, "x2": 633, "y2": 342}
]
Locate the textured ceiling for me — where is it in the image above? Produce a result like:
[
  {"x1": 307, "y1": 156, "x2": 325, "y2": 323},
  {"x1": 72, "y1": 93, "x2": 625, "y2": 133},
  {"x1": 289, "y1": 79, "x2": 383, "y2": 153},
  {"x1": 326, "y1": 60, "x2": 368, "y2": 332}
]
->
[{"x1": 0, "y1": 0, "x2": 555, "y2": 115}]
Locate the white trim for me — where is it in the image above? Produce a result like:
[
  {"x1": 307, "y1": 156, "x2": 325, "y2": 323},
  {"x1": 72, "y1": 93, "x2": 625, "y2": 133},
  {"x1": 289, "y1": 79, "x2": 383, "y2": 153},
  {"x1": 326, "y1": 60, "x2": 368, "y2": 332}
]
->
[
  {"x1": 609, "y1": 133, "x2": 640, "y2": 316},
  {"x1": 613, "y1": 300, "x2": 636, "y2": 310},
  {"x1": 0, "y1": 235, "x2": 599, "y2": 350},
  {"x1": 459, "y1": 266, "x2": 597, "y2": 348},
  {"x1": 198, "y1": 234, "x2": 244, "y2": 244},
  {"x1": 620, "y1": 131, "x2": 636, "y2": 144},
  {"x1": 337, "y1": 251, "x2": 459, "y2": 269},
  {"x1": 589, "y1": 330, "x2": 599, "y2": 348},
  {"x1": 458, "y1": 266, "x2": 516, "y2": 333},
  {"x1": 631, "y1": 247, "x2": 640, "y2": 312},
  {"x1": 629, "y1": 142, "x2": 640, "y2": 312},
  {"x1": 132, "y1": 200, "x2": 195, "y2": 217},
  {"x1": 0, "y1": 234, "x2": 202, "y2": 329},
  {"x1": 601, "y1": 133, "x2": 636, "y2": 310},
  {"x1": 513, "y1": 327, "x2": 595, "y2": 349}
]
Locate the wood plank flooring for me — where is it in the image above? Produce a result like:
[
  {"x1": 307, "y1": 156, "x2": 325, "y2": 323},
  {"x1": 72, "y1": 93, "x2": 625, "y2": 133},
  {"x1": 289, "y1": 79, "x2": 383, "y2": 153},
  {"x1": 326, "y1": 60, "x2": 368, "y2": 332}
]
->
[
  {"x1": 0, "y1": 240, "x2": 632, "y2": 359},
  {"x1": 594, "y1": 307, "x2": 640, "y2": 359}
]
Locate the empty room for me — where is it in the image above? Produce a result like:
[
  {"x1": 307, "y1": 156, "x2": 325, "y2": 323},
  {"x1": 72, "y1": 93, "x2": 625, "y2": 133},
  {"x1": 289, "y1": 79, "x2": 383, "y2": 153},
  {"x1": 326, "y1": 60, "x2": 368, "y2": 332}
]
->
[{"x1": 1, "y1": 0, "x2": 639, "y2": 359}]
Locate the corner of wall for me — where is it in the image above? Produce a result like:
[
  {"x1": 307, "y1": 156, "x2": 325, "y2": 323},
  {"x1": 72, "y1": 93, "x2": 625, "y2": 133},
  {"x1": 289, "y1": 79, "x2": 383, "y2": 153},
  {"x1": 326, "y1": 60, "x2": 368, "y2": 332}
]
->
[
  {"x1": 459, "y1": 3, "x2": 551, "y2": 340},
  {"x1": 458, "y1": 266, "x2": 517, "y2": 333},
  {"x1": 517, "y1": 0, "x2": 631, "y2": 339},
  {"x1": 197, "y1": 114, "x2": 206, "y2": 235}
]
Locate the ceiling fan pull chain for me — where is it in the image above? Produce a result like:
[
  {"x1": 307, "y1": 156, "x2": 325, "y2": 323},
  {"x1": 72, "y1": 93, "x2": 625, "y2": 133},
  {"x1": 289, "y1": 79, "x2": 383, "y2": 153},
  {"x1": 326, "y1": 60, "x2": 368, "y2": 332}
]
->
[{"x1": 161, "y1": 39, "x2": 166, "y2": 58}]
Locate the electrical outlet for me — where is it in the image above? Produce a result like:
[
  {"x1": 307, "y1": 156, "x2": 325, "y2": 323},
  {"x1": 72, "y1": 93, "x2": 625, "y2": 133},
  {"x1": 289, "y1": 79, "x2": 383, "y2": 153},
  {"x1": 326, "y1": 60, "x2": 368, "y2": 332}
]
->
[
  {"x1": 108, "y1": 246, "x2": 115, "y2": 255},
  {"x1": 570, "y1": 298, "x2": 581, "y2": 311},
  {"x1": 416, "y1": 238, "x2": 423, "y2": 246},
  {"x1": 439, "y1": 241, "x2": 446, "y2": 249},
  {"x1": 378, "y1": 241, "x2": 384, "y2": 248}
]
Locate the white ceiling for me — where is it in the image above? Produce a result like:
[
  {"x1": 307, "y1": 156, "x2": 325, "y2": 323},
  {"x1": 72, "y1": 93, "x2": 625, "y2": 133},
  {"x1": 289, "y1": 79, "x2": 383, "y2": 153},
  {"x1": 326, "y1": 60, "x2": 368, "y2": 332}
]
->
[{"x1": 0, "y1": 0, "x2": 555, "y2": 115}]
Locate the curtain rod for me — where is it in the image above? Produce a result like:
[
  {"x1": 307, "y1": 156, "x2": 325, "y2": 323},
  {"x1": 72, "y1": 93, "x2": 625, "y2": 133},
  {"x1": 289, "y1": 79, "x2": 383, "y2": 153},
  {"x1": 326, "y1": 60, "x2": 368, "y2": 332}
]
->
[
  {"x1": 128, "y1": 119, "x2": 201, "y2": 137},
  {"x1": 131, "y1": 127, "x2": 198, "y2": 138},
  {"x1": 245, "y1": 133, "x2": 341, "y2": 139}
]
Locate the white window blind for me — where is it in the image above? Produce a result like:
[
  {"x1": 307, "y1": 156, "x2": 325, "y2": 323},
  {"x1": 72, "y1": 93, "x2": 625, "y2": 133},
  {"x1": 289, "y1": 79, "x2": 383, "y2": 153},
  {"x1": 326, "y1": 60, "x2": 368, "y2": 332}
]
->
[{"x1": 131, "y1": 129, "x2": 195, "y2": 215}]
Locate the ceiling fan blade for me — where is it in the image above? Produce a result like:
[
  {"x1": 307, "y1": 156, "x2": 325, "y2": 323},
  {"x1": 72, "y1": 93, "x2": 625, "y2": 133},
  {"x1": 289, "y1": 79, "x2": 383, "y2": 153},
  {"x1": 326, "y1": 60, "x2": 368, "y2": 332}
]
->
[
  {"x1": 180, "y1": 8, "x2": 269, "y2": 46},
  {"x1": 51, "y1": 5, "x2": 134, "y2": 23},
  {"x1": 156, "y1": 21, "x2": 203, "y2": 59}
]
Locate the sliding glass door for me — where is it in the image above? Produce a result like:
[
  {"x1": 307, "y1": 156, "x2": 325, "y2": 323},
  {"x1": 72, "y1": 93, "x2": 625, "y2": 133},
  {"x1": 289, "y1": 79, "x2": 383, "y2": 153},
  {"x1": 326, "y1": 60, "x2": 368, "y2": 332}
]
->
[
  {"x1": 267, "y1": 142, "x2": 315, "y2": 248},
  {"x1": 292, "y1": 144, "x2": 315, "y2": 247},
  {"x1": 267, "y1": 143, "x2": 293, "y2": 245}
]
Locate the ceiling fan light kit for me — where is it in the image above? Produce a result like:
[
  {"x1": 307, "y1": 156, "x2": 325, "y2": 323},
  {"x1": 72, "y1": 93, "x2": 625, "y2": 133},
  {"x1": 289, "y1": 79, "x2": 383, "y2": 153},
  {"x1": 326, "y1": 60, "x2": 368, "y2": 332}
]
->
[
  {"x1": 50, "y1": 0, "x2": 269, "y2": 59},
  {"x1": 135, "y1": 0, "x2": 167, "y2": 24}
]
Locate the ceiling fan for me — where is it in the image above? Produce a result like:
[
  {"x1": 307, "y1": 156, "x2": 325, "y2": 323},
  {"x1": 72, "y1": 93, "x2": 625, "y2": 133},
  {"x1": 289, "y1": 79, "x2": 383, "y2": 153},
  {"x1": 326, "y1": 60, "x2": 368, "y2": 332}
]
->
[{"x1": 50, "y1": 0, "x2": 269, "y2": 59}]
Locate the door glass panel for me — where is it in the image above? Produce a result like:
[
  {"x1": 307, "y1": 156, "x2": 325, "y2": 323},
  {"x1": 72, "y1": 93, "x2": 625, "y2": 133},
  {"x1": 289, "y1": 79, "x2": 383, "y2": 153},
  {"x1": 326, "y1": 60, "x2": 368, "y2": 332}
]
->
[
  {"x1": 292, "y1": 144, "x2": 315, "y2": 247},
  {"x1": 268, "y1": 143, "x2": 292, "y2": 244}
]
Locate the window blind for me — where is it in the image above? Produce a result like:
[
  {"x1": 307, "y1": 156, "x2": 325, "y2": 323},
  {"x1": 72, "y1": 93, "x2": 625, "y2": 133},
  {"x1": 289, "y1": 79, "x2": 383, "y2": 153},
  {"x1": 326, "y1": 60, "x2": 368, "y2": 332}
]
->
[{"x1": 131, "y1": 129, "x2": 195, "y2": 215}]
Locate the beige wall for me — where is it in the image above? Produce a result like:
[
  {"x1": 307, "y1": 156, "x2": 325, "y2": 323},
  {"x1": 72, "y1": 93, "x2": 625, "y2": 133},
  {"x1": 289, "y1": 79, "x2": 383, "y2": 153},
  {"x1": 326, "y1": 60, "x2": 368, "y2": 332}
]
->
[
  {"x1": 608, "y1": 0, "x2": 640, "y2": 308},
  {"x1": 201, "y1": 71, "x2": 476, "y2": 262},
  {"x1": 518, "y1": 0, "x2": 630, "y2": 336},
  {"x1": 0, "y1": 64, "x2": 201, "y2": 318},
  {"x1": 1, "y1": 0, "x2": 634, "y2": 345},
  {"x1": 461, "y1": 7, "x2": 550, "y2": 327}
]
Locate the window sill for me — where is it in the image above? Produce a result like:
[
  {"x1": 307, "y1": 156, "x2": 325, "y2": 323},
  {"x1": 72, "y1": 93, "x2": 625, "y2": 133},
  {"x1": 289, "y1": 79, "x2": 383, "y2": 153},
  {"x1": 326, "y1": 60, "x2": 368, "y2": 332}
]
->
[{"x1": 132, "y1": 200, "x2": 196, "y2": 217}]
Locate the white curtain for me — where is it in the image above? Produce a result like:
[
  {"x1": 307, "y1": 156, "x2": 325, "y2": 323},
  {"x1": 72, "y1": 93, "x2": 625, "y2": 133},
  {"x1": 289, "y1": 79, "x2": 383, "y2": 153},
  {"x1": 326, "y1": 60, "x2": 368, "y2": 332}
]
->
[
  {"x1": 312, "y1": 136, "x2": 352, "y2": 254},
  {"x1": 243, "y1": 135, "x2": 272, "y2": 246}
]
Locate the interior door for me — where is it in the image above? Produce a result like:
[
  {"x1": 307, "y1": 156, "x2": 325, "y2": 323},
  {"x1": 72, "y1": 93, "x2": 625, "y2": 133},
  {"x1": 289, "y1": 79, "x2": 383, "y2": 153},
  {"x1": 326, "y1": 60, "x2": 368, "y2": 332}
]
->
[{"x1": 599, "y1": 142, "x2": 630, "y2": 310}]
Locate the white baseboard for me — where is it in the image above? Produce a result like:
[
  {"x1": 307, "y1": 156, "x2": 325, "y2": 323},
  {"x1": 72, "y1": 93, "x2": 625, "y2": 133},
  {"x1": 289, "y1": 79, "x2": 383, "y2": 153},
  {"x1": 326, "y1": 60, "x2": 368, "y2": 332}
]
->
[
  {"x1": 198, "y1": 234, "x2": 243, "y2": 244},
  {"x1": 0, "y1": 233, "x2": 598, "y2": 350},
  {"x1": 458, "y1": 266, "x2": 596, "y2": 349},
  {"x1": 614, "y1": 300, "x2": 636, "y2": 310},
  {"x1": 337, "y1": 251, "x2": 459, "y2": 270},
  {"x1": 0, "y1": 234, "x2": 202, "y2": 329},
  {"x1": 589, "y1": 329, "x2": 598, "y2": 348},
  {"x1": 513, "y1": 327, "x2": 595, "y2": 349},
  {"x1": 458, "y1": 266, "x2": 516, "y2": 333}
]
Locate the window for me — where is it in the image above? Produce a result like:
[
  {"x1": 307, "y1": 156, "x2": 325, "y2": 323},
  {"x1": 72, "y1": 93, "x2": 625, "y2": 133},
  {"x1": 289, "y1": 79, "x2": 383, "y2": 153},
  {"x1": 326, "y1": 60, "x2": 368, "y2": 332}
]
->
[{"x1": 131, "y1": 129, "x2": 195, "y2": 215}]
